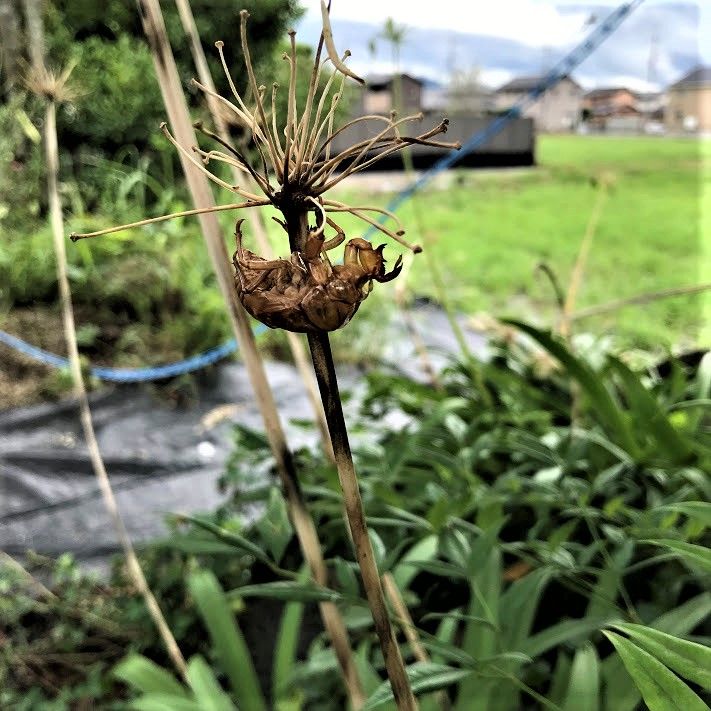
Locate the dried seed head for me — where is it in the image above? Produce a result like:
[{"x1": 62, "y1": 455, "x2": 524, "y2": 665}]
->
[
  {"x1": 70, "y1": 4, "x2": 460, "y2": 333},
  {"x1": 25, "y1": 61, "x2": 80, "y2": 103}
]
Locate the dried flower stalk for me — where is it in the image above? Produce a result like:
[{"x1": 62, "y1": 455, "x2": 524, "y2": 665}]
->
[
  {"x1": 172, "y1": 0, "x2": 334, "y2": 459},
  {"x1": 172, "y1": 0, "x2": 361, "y2": 704},
  {"x1": 71, "y1": 4, "x2": 460, "y2": 707},
  {"x1": 31, "y1": 66, "x2": 187, "y2": 680}
]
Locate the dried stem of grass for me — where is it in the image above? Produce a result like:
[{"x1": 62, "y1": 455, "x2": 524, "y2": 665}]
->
[
  {"x1": 44, "y1": 98, "x2": 187, "y2": 681},
  {"x1": 570, "y1": 282, "x2": 711, "y2": 321},
  {"x1": 559, "y1": 178, "x2": 610, "y2": 339},
  {"x1": 136, "y1": 0, "x2": 363, "y2": 703},
  {"x1": 381, "y1": 573, "x2": 427, "y2": 664}
]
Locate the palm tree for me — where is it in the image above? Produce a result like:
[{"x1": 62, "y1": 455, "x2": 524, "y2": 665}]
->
[{"x1": 369, "y1": 17, "x2": 408, "y2": 114}]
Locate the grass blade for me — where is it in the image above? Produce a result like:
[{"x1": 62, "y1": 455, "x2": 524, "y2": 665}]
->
[
  {"x1": 188, "y1": 570, "x2": 267, "y2": 711},
  {"x1": 272, "y1": 575, "x2": 306, "y2": 703},
  {"x1": 653, "y1": 592, "x2": 711, "y2": 634},
  {"x1": 563, "y1": 644, "x2": 599, "y2": 711},
  {"x1": 611, "y1": 624, "x2": 711, "y2": 689},
  {"x1": 500, "y1": 566, "x2": 551, "y2": 651},
  {"x1": 114, "y1": 654, "x2": 187, "y2": 698},
  {"x1": 186, "y1": 655, "x2": 237, "y2": 711},
  {"x1": 129, "y1": 695, "x2": 202, "y2": 711},
  {"x1": 362, "y1": 663, "x2": 473, "y2": 711},
  {"x1": 393, "y1": 535, "x2": 438, "y2": 590},
  {"x1": 454, "y1": 546, "x2": 501, "y2": 711},
  {"x1": 642, "y1": 539, "x2": 711, "y2": 573},
  {"x1": 230, "y1": 581, "x2": 344, "y2": 603},
  {"x1": 549, "y1": 652, "x2": 572, "y2": 707},
  {"x1": 178, "y1": 514, "x2": 273, "y2": 564},
  {"x1": 659, "y1": 502, "x2": 711, "y2": 528},
  {"x1": 504, "y1": 321, "x2": 639, "y2": 456},
  {"x1": 585, "y1": 540, "x2": 633, "y2": 619},
  {"x1": 521, "y1": 617, "x2": 607, "y2": 659},
  {"x1": 608, "y1": 356, "x2": 691, "y2": 462},
  {"x1": 602, "y1": 593, "x2": 711, "y2": 711}
]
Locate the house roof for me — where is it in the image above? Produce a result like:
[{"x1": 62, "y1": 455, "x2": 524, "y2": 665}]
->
[
  {"x1": 496, "y1": 74, "x2": 580, "y2": 93},
  {"x1": 635, "y1": 92, "x2": 663, "y2": 101},
  {"x1": 364, "y1": 73, "x2": 424, "y2": 89},
  {"x1": 585, "y1": 87, "x2": 634, "y2": 100},
  {"x1": 669, "y1": 65, "x2": 711, "y2": 90}
]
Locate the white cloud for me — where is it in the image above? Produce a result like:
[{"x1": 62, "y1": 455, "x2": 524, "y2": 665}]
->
[
  {"x1": 302, "y1": 1, "x2": 708, "y2": 63},
  {"x1": 297, "y1": 2, "x2": 706, "y2": 90},
  {"x1": 301, "y1": 0, "x2": 592, "y2": 48},
  {"x1": 479, "y1": 68, "x2": 515, "y2": 88}
]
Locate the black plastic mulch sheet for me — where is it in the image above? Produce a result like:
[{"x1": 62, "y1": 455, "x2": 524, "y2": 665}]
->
[
  {"x1": 0, "y1": 361, "x2": 320, "y2": 570},
  {"x1": 0, "y1": 304, "x2": 485, "y2": 570}
]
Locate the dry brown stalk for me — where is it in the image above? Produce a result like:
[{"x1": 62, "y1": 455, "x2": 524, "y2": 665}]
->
[
  {"x1": 381, "y1": 573, "x2": 452, "y2": 708},
  {"x1": 41, "y1": 91, "x2": 187, "y2": 680},
  {"x1": 382, "y1": 573, "x2": 428, "y2": 664},
  {"x1": 557, "y1": 175, "x2": 611, "y2": 421},
  {"x1": 572, "y1": 282, "x2": 711, "y2": 320},
  {"x1": 1, "y1": 552, "x2": 56, "y2": 601},
  {"x1": 559, "y1": 175, "x2": 612, "y2": 339},
  {"x1": 307, "y1": 328, "x2": 418, "y2": 710},
  {"x1": 69, "y1": 4, "x2": 461, "y2": 705}
]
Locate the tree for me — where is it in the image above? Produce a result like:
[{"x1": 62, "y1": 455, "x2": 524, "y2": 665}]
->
[
  {"x1": 0, "y1": 0, "x2": 22, "y2": 93},
  {"x1": 369, "y1": 17, "x2": 408, "y2": 113}
]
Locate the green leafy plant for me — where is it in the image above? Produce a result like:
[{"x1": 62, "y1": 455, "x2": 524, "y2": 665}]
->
[
  {"x1": 6, "y1": 325, "x2": 710, "y2": 708},
  {"x1": 180, "y1": 324, "x2": 710, "y2": 709}
]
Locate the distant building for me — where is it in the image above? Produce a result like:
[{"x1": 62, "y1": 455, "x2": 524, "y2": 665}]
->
[
  {"x1": 666, "y1": 66, "x2": 711, "y2": 133},
  {"x1": 495, "y1": 75, "x2": 583, "y2": 132},
  {"x1": 584, "y1": 87, "x2": 638, "y2": 120},
  {"x1": 635, "y1": 92, "x2": 666, "y2": 118},
  {"x1": 335, "y1": 71, "x2": 535, "y2": 170},
  {"x1": 360, "y1": 73, "x2": 423, "y2": 114},
  {"x1": 582, "y1": 87, "x2": 665, "y2": 132}
]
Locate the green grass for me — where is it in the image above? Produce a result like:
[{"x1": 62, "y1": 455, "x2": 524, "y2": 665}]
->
[{"x1": 321, "y1": 135, "x2": 705, "y2": 351}]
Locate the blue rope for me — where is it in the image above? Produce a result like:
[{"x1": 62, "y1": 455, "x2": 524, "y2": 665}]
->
[
  {"x1": 0, "y1": 326, "x2": 268, "y2": 383},
  {"x1": 1, "y1": 1, "x2": 641, "y2": 383}
]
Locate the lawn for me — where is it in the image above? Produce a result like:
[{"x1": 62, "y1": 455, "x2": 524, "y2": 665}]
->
[{"x1": 323, "y1": 134, "x2": 705, "y2": 351}]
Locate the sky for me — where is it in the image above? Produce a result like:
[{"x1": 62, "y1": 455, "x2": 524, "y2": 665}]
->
[{"x1": 295, "y1": 1, "x2": 708, "y2": 91}]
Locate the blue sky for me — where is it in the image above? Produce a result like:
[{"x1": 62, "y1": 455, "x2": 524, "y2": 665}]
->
[{"x1": 295, "y1": 1, "x2": 707, "y2": 90}]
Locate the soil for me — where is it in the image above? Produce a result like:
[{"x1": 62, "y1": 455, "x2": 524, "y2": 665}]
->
[{"x1": 0, "y1": 306, "x2": 68, "y2": 409}]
